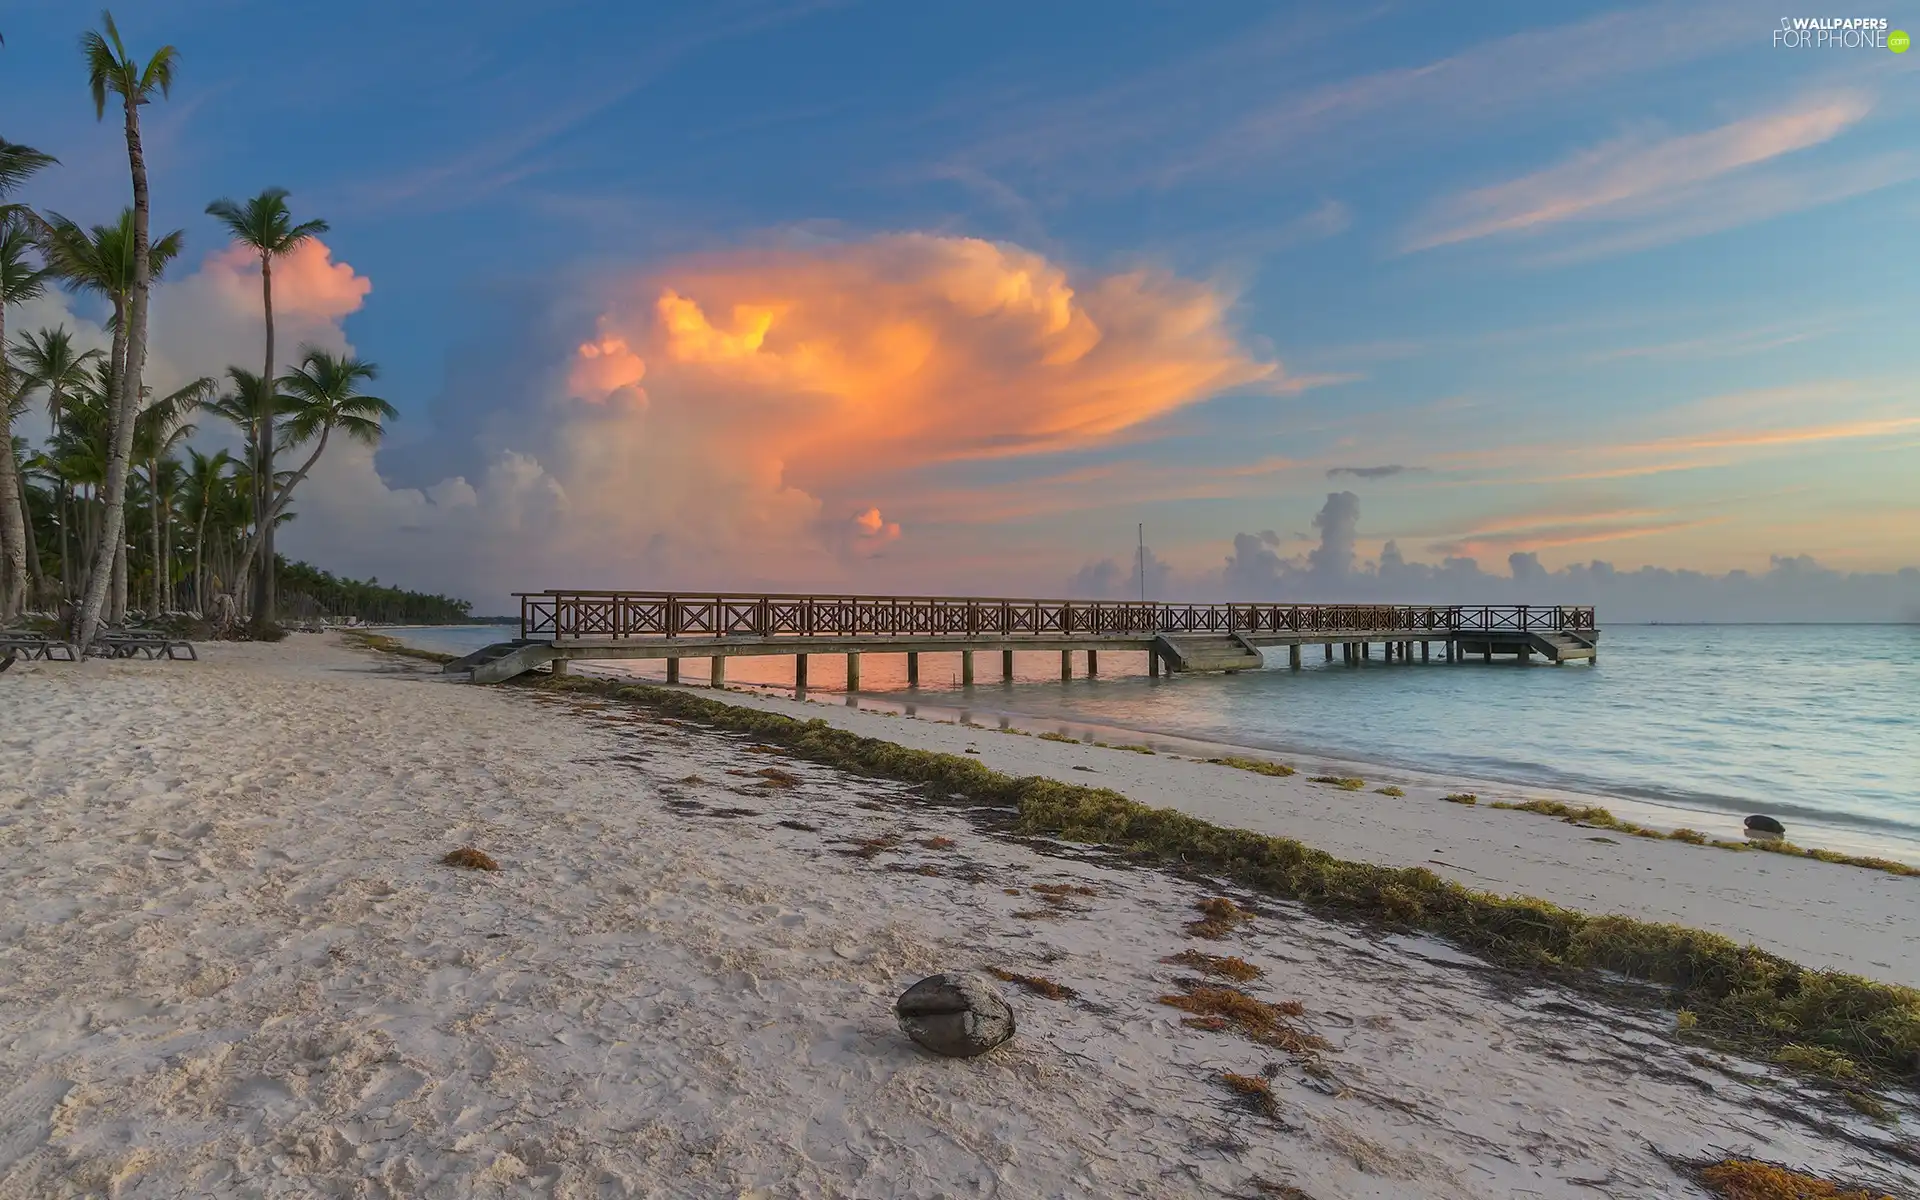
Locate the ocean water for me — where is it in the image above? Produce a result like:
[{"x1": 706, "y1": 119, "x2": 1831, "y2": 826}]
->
[{"x1": 389, "y1": 623, "x2": 1919, "y2": 849}]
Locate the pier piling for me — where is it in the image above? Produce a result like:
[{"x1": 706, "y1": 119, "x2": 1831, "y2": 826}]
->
[
  {"x1": 794, "y1": 653, "x2": 808, "y2": 691},
  {"x1": 1003, "y1": 649, "x2": 1015, "y2": 679},
  {"x1": 1289, "y1": 644, "x2": 1302, "y2": 670},
  {"x1": 666, "y1": 657, "x2": 679, "y2": 684},
  {"x1": 1087, "y1": 650, "x2": 1098, "y2": 676},
  {"x1": 710, "y1": 657, "x2": 725, "y2": 687},
  {"x1": 907, "y1": 652, "x2": 920, "y2": 686},
  {"x1": 1060, "y1": 650, "x2": 1072, "y2": 680},
  {"x1": 847, "y1": 652, "x2": 860, "y2": 690},
  {"x1": 962, "y1": 649, "x2": 974, "y2": 686}
]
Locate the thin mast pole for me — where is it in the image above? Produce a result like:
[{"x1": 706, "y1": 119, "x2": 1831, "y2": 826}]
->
[{"x1": 1138, "y1": 523, "x2": 1146, "y2": 603}]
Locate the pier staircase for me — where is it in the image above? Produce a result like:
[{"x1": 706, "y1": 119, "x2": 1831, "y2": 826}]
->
[
  {"x1": 1154, "y1": 632, "x2": 1265, "y2": 674},
  {"x1": 1525, "y1": 630, "x2": 1598, "y2": 663},
  {"x1": 443, "y1": 640, "x2": 557, "y2": 683}
]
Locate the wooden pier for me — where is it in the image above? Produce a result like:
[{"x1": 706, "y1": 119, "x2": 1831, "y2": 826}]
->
[{"x1": 447, "y1": 591, "x2": 1598, "y2": 685}]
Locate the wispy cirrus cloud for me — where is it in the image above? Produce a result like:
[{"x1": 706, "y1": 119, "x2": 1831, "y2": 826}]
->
[{"x1": 1404, "y1": 92, "x2": 1877, "y2": 253}]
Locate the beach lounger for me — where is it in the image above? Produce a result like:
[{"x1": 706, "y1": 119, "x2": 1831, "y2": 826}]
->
[
  {"x1": 86, "y1": 631, "x2": 198, "y2": 661},
  {"x1": 0, "y1": 633, "x2": 79, "y2": 662}
]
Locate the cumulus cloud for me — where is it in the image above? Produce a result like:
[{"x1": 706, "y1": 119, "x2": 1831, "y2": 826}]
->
[
  {"x1": 1220, "y1": 492, "x2": 1920, "y2": 622},
  {"x1": 329, "y1": 232, "x2": 1278, "y2": 603},
  {"x1": 1067, "y1": 543, "x2": 1172, "y2": 599}
]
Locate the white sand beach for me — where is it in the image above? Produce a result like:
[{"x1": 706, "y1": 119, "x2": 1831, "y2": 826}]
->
[{"x1": 2, "y1": 636, "x2": 1913, "y2": 1198}]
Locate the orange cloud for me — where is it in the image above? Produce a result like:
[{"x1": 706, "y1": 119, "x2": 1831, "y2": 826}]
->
[
  {"x1": 203, "y1": 238, "x2": 372, "y2": 320},
  {"x1": 589, "y1": 234, "x2": 1275, "y2": 476},
  {"x1": 523, "y1": 234, "x2": 1278, "y2": 580},
  {"x1": 569, "y1": 333, "x2": 646, "y2": 401}
]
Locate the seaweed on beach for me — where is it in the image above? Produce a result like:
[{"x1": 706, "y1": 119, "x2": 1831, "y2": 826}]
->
[
  {"x1": 440, "y1": 846, "x2": 499, "y2": 871},
  {"x1": 1309, "y1": 775, "x2": 1365, "y2": 791},
  {"x1": 1217, "y1": 1071, "x2": 1282, "y2": 1119},
  {"x1": 1210, "y1": 756, "x2": 1295, "y2": 777},
  {"x1": 1442, "y1": 792, "x2": 1478, "y2": 806},
  {"x1": 1680, "y1": 1156, "x2": 1897, "y2": 1199},
  {"x1": 1165, "y1": 950, "x2": 1264, "y2": 982},
  {"x1": 1160, "y1": 981, "x2": 1324, "y2": 1056},
  {"x1": 1187, "y1": 896, "x2": 1254, "y2": 939},
  {"x1": 987, "y1": 966, "x2": 1078, "y2": 1000},
  {"x1": 1373, "y1": 786, "x2": 1405, "y2": 797},
  {"x1": 498, "y1": 672, "x2": 1920, "y2": 1088}
]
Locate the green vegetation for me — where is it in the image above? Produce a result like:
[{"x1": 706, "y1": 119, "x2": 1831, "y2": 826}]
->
[
  {"x1": 1209, "y1": 756, "x2": 1295, "y2": 777},
  {"x1": 1373, "y1": 786, "x2": 1405, "y2": 797},
  {"x1": 276, "y1": 560, "x2": 472, "y2": 624},
  {"x1": 1037, "y1": 731, "x2": 1080, "y2": 744},
  {"x1": 1308, "y1": 775, "x2": 1365, "y2": 790}
]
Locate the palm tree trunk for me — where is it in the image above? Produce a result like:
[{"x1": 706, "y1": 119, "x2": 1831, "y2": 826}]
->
[
  {"x1": 0, "y1": 301, "x2": 25, "y2": 622},
  {"x1": 58, "y1": 478, "x2": 74, "y2": 602},
  {"x1": 111, "y1": 540, "x2": 127, "y2": 625},
  {"x1": 161, "y1": 484, "x2": 174, "y2": 613},
  {"x1": 192, "y1": 507, "x2": 208, "y2": 614},
  {"x1": 250, "y1": 254, "x2": 277, "y2": 631},
  {"x1": 15, "y1": 461, "x2": 43, "y2": 607},
  {"x1": 148, "y1": 459, "x2": 164, "y2": 615},
  {"x1": 76, "y1": 96, "x2": 155, "y2": 649}
]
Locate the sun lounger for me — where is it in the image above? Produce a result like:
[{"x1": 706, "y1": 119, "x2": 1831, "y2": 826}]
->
[
  {"x1": 86, "y1": 630, "x2": 198, "y2": 661},
  {"x1": 0, "y1": 633, "x2": 79, "y2": 662}
]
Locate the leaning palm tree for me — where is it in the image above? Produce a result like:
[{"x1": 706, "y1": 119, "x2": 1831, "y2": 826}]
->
[
  {"x1": 73, "y1": 9, "x2": 178, "y2": 648},
  {"x1": 12, "y1": 327, "x2": 102, "y2": 599},
  {"x1": 0, "y1": 214, "x2": 51, "y2": 620},
  {"x1": 226, "y1": 349, "x2": 392, "y2": 607},
  {"x1": 204, "y1": 188, "x2": 326, "y2": 632}
]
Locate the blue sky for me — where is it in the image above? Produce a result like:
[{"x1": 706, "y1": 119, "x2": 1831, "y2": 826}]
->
[{"x1": 3, "y1": 1, "x2": 1917, "y2": 609}]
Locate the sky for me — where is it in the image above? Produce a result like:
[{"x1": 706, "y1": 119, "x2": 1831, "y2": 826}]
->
[{"x1": 3, "y1": 0, "x2": 1917, "y2": 618}]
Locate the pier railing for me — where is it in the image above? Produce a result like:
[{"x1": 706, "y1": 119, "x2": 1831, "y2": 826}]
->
[{"x1": 514, "y1": 591, "x2": 1596, "y2": 642}]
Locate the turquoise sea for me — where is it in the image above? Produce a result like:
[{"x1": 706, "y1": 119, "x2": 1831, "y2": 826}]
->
[{"x1": 391, "y1": 623, "x2": 1920, "y2": 856}]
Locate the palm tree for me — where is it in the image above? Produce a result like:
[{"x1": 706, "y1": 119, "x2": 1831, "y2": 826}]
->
[
  {"x1": 132, "y1": 376, "x2": 211, "y2": 614},
  {"x1": 222, "y1": 350, "x2": 394, "y2": 606},
  {"x1": 11, "y1": 327, "x2": 102, "y2": 600},
  {"x1": 204, "y1": 188, "x2": 326, "y2": 632},
  {"x1": 0, "y1": 214, "x2": 51, "y2": 620},
  {"x1": 73, "y1": 9, "x2": 178, "y2": 648},
  {"x1": 181, "y1": 446, "x2": 233, "y2": 612},
  {"x1": 206, "y1": 366, "x2": 276, "y2": 609},
  {"x1": 40, "y1": 211, "x2": 184, "y2": 380}
]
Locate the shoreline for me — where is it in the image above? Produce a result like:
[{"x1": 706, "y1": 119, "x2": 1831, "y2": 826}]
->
[
  {"x1": 547, "y1": 666, "x2": 1920, "y2": 988},
  {"x1": 585, "y1": 663, "x2": 1920, "y2": 872},
  {"x1": 380, "y1": 623, "x2": 1920, "y2": 862},
  {"x1": 4, "y1": 635, "x2": 1915, "y2": 1198}
]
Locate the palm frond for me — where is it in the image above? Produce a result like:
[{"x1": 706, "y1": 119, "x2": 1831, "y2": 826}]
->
[{"x1": 0, "y1": 136, "x2": 58, "y2": 197}]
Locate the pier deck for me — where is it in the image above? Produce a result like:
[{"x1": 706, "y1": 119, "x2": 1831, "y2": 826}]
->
[{"x1": 449, "y1": 592, "x2": 1598, "y2": 684}]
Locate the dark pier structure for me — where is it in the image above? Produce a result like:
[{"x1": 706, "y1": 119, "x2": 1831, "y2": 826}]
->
[{"x1": 448, "y1": 591, "x2": 1598, "y2": 685}]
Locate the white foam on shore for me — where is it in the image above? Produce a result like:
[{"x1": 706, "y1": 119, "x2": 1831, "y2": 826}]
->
[{"x1": 0, "y1": 637, "x2": 1912, "y2": 1197}]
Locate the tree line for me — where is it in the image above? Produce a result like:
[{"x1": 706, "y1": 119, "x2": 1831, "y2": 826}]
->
[{"x1": 1, "y1": 12, "x2": 400, "y2": 641}]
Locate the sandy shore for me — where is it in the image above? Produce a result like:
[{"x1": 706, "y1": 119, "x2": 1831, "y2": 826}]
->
[
  {"x1": 684, "y1": 680, "x2": 1920, "y2": 990},
  {"x1": 1, "y1": 636, "x2": 1912, "y2": 1198}
]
